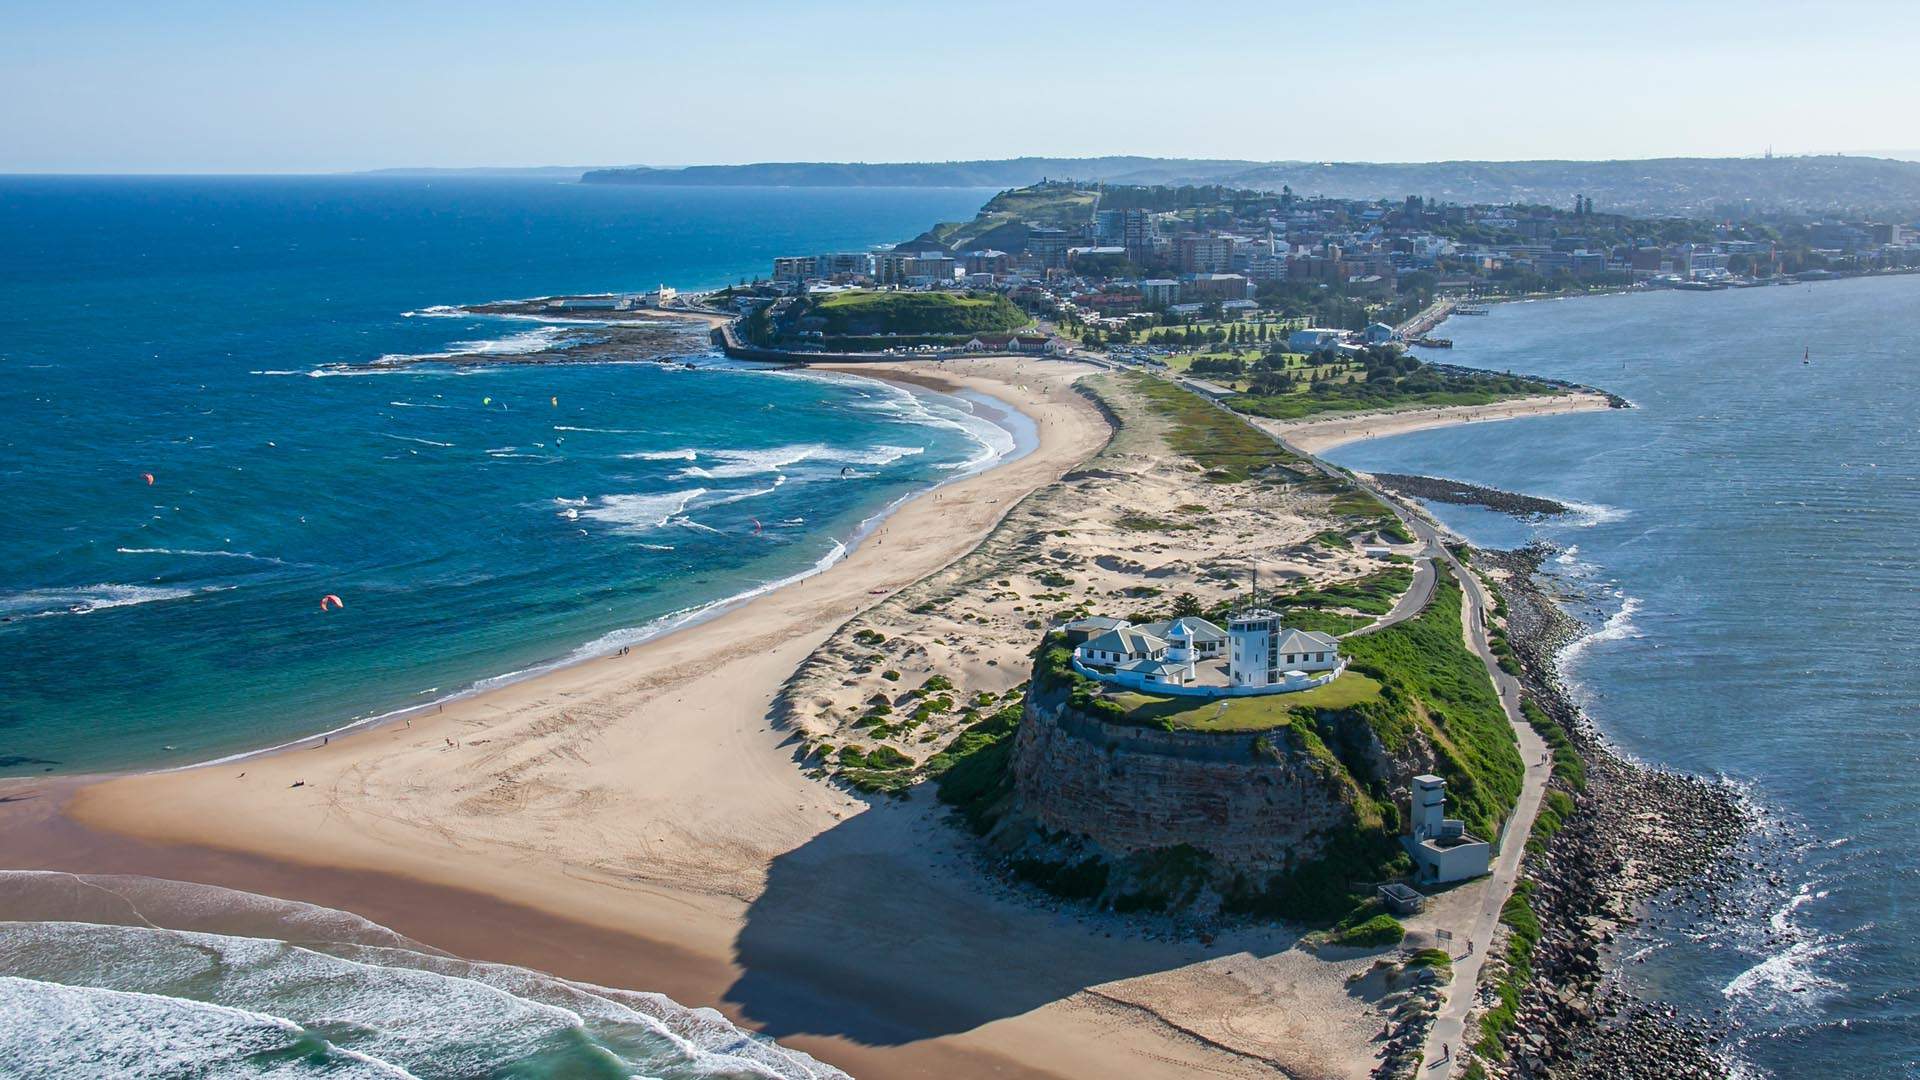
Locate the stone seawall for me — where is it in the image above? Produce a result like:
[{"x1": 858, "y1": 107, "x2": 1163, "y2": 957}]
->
[{"x1": 1012, "y1": 690, "x2": 1358, "y2": 872}]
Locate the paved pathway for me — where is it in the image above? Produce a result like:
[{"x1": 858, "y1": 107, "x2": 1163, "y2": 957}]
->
[{"x1": 1249, "y1": 408, "x2": 1555, "y2": 1078}]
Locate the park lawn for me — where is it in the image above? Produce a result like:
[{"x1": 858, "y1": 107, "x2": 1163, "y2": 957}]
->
[
  {"x1": 1105, "y1": 672, "x2": 1384, "y2": 731},
  {"x1": 811, "y1": 290, "x2": 1029, "y2": 336}
]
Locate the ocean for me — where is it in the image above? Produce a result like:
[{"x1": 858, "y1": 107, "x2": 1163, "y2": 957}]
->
[
  {"x1": 1323, "y1": 277, "x2": 1920, "y2": 1079},
  {"x1": 0, "y1": 176, "x2": 997, "y2": 1077},
  {"x1": 0, "y1": 176, "x2": 1001, "y2": 775}
]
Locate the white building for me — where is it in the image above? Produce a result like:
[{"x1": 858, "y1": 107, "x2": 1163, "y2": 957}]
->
[
  {"x1": 1076, "y1": 625, "x2": 1168, "y2": 668},
  {"x1": 1405, "y1": 774, "x2": 1492, "y2": 884},
  {"x1": 1135, "y1": 616, "x2": 1227, "y2": 662},
  {"x1": 1287, "y1": 328, "x2": 1345, "y2": 352},
  {"x1": 1227, "y1": 610, "x2": 1342, "y2": 688}
]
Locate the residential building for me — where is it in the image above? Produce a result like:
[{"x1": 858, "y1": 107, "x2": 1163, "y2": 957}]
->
[
  {"x1": 1182, "y1": 273, "x2": 1253, "y2": 301},
  {"x1": 1176, "y1": 234, "x2": 1235, "y2": 273},
  {"x1": 1139, "y1": 279, "x2": 1181, "y2": 307},
  {"x1": 772, "y1": 256, "x2": 817, "y2": 282},
  {"x1": 1076, "y1": 625, "x2": 1169, "y2": 668}
]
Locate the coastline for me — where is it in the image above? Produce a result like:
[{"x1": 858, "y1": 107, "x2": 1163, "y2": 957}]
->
[
  {"x1": 3, "y1": 355, "x2": 1195, "y2": 1079},
  {"x1": 1260, "y1": 392, "x2": 1616, "y2": 455},
  {"x1": 165, "y1": 353, "x2": 1038, "y2": 775}
]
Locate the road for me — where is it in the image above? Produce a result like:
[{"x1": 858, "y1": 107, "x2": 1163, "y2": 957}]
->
[{"x1": 1247, "y1": 400, "x2": 1553, "y2": 1078}]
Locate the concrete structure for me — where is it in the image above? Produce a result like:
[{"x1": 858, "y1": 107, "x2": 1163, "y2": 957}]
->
[
  {"x1": 1182, "y1": 272, "x2": 1254, "y2": 302},
  {"x1": 1228, "y1": 610, "x2": 1341, "y2": 688},
  {"x1": 1176, "y1": 234, "x2": 1235, "y2": 274},
  {"x1": 1139, "y1": 279, "x2": 1180, "y2": 307},
  {"x1": 1378, "y1": 882, "x2": 1427, "y2": 916},
  {"x1": 1405, "y1": 774, "x2": 1493, "y2": 884}
]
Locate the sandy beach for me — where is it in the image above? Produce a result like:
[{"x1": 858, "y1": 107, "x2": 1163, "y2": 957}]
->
[
  {"x1": 3, "y1": 357, "x2": 1396, "y2": 1079},
  {"x1": 1263, "y1": 392, "x2": 1615, "y2": 455},
  {"x1": 0, "y1": 357, "x2": 1622, "y2": 1079}
]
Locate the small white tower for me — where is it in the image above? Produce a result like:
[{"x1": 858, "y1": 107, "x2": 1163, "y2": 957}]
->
[
  {"x1": 1228, "y1": 608, "x2": 1281, "y2": 687},
  {"x1": 1410, "y1": 774, "x2": 1447, "y2": 840}
]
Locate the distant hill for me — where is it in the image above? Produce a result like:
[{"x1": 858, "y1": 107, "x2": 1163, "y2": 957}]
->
[
  {"x1": 583, "y1": 155, "x2": 1920, "y2": 217},
  {"x1": 582, "y1": 157, "x2": 1262, "y2": 190},
  {"x1": 358, "y1": 166, "x2": 613, "y2": 179}
]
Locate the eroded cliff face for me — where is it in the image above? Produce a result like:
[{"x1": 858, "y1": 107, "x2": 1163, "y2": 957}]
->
[{"x1": 1010, "y1": 686, "x2": 1359, "y2": 873}]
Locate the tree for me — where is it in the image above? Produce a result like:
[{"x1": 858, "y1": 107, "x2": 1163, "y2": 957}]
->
[{"x1": 1171, "y1": 593, "x2": 1204, "y2": 617}]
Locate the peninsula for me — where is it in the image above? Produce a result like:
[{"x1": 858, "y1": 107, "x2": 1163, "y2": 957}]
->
[{"x1": 1, "y1": 180, "x2": 1766, "y2": 1080}]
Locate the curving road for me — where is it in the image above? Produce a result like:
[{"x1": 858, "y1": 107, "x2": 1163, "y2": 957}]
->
[{"x1": 1223, "y1": 387, "x2": 1553, "y2": 1077}]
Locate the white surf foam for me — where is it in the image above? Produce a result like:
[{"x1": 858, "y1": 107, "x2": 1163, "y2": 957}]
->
[
  {"x1": 1557, "y1": 594, "x2": 1643, "y2": 669},
  {"x1": 622, "y1": 448, "x2": 698, "y2": 461},
  {"x1": 580, "y1": 489, "x2": 708, "y2": 531},
  {"x1": 673, "y1": 442, "x2": 926, "y2": 479},
  {"x1": 1561, "y1": 499, "x2": 1629, "y2": 527},
  {"x1": 116, "y1": 547, "x2": 287, "y2": 566},
  {"x1": 0, "y1": 583, "x2": 231, "y2": 619}
]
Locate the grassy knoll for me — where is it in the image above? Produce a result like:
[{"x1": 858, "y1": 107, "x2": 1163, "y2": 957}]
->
[
  {"x1": 1128, "y1": 373, "x2": 1315, "y2": 483},
  {"x1": 1340, "y1": 577, "x2": 1523, "y2": 842},
  {"x1": 916, "y1": 184, "x2": 1100, "y2": 251},
  {"x1": 1280, "y1": 566, "x2": 1415, "y2": 616},
  {"x1": 1105, "y1": 672, "x2": 1384, "y2": 732},
  {"x1": 1233, "y1": 368, "x2": 1564, "y2": 422},
  {"x1": 808, "y1": 290, "x2": 1029, "y2": 336}
]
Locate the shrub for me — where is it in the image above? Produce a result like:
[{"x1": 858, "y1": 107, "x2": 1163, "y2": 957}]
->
[{"x1": 1332, "y1": 913, "x2": 1407, "y2": 948}]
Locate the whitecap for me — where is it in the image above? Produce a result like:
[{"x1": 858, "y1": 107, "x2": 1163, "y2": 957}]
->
[
  {"x1": 699, "y1": 477, "x2": 787, "y2": 508},
  {"x1": 115, "y1": 547, "x2": 287, "y2": 566},
  {"x1": 1557, "y1": 595, "x2": 1642, "y2": 668},
  {"x1": 1561, "y1": 499, "x2": 1629, "y2": 527},
  {"x1": 623, "y1": 448, "x2": 699, "y2": 461},
  {"x1": 581, "y1": 489, "x2": 708, "y2": 531},
  {"x1": 383, "y1": 434, "x2": 454, "y2": 448},
  {"x1": 0, "y1": 583, "x2": 232, "y2": 619}
]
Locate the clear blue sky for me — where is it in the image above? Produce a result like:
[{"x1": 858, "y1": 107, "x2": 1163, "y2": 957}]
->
[{"x1": 5, "y1": 0, "x2": 1917, "y2": 173}]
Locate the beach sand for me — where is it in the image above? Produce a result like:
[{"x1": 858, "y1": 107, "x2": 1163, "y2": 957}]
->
[
  {"x1": 1262, "y1": 392, "x2": 1615, "y2": 455},
  {"x1": 1, "y1": 357, "x2": 1396, "y2": 1079}
]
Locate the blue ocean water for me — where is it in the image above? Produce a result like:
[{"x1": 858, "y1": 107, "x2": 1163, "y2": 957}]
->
[
  {"x1": 1324, "y1": 278, "x2": 1920, "y2": 1079},
  {"x1": 0, "y1": 177, "x2": 1000, "y2": 774}
]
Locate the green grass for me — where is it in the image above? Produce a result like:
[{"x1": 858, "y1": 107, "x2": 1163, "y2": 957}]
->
[
  {"x1": 1406, "y1": 947, "x2": 1453, "y2": 973},
  {"x1": 1103, "y1": 672, "x2": 1383, "y2": 732},
  {"x1": 1339, "y1": 578, "x2": 1524, "y2": 842},
  {"x1": 1330, "y1": 912, "x2": 1407, "y2": 948},
  {"x1": 1278, "y1": 610, "x2": 1373, "y2": 636},
  {"x1": 809, "y1": 290, "x2": 1029, "y2": 336},
  {"x1": 929, "y1": 698, "x2": 1025, "y2": 834},
  {"x1": 1281, "y1": 566, "x2": 1415, "y2": 616},
  {"x1": 1475, "y1": 879, "x2": 1544, "y2": 1061},
  {"x1": 1128, "y1": 374, "x2": 1316, "y2": 484},
  {"x1": 1522, "y1": 698, "x2": 1587, "y2": 792}
]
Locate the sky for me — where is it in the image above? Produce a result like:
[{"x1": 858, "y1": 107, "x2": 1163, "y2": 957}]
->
[{"x1": 5, "y1": 0, "x2": 1919, "y2": 173}]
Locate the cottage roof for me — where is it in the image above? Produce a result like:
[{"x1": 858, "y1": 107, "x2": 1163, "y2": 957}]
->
[
  {"x1": 1063, "y1": 615, "x2": 1129, "y2": 633},
  {"x1": 1136, "y1": 616, "x2": 1227, "y2": 643},
  {"x1": 1273, "y1": 628, "x2": 1340, "y2": 654},
  {"x1": 1080, "y1": 626, "x2": 1168, "y2": 656}
]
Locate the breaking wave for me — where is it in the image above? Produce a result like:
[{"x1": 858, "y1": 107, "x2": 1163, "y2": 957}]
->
[{"x1": 0, "y1": 871, "x2": 847, "y2": 1080}]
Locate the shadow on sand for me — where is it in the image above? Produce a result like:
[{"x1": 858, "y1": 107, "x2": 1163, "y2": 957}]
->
[{"x1": 721, "y1": 787, "x2": 1306, "y2": 1047}]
